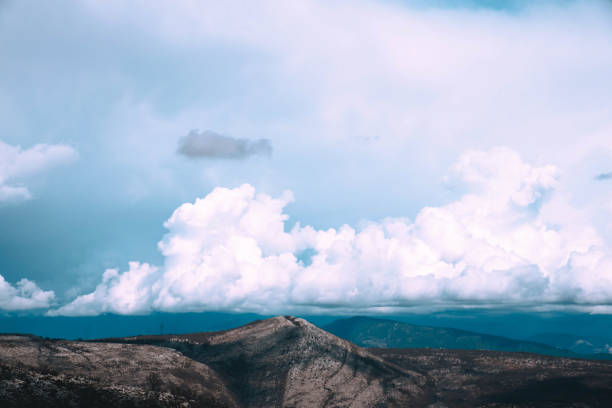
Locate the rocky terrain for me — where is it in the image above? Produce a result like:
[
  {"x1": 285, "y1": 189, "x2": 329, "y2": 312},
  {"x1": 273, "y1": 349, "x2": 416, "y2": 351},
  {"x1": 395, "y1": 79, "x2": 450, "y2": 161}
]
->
[
  {"x1": 3, "y1": 316, "x2": 612, "y2": 407},
  {"x1": 0, "y1": 334, "x2": 237, "y2": 407},
  {"x1": 373, "y1": 348, "x2": 612, "y2": 407},
  {"x1": 116, "y1": 316, "x2": 431, "y2": 407}
]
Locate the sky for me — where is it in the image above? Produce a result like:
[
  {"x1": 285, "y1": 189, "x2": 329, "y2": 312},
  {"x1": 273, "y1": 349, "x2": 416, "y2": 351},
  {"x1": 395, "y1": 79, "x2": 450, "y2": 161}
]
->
[{"x1": 1, "y1": 0, "x2": 612, "y2": 319}]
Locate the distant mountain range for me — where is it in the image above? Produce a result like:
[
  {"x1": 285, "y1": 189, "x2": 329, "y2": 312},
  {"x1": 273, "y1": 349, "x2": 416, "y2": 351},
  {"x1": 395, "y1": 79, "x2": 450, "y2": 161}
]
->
[
  {"x1": 3, "y1": 316, "x2": 612, "y2": 407},
  {"x1": 4, "y1": 311, "x2": 612, "y2": 351},
  {"x1": 528, "y1": 332, "x2": 612, "y2": 355},
  {"x1": 324, "y1": 316, "x2": 612, "y2": 359}
]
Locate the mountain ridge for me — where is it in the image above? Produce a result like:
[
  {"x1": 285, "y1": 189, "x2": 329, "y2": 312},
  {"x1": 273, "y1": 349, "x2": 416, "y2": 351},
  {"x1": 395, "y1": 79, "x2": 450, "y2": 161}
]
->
[
  {"x1": 112, "y1": 315, "x2": 432, "y2": 407},
  {"x1": 3, "y1": 316, "x2": 612, "y2": 407},
  {"x1": 323, "y1": 316, "x2": 610, "y2": 359}
]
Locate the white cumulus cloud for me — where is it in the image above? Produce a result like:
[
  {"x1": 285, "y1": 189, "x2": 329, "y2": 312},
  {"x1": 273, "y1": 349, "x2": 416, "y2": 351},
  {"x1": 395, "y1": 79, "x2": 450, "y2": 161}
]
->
[
  {"x1": 0, "y1": 140, "x2": 78, "y2": 203},
  {"x1": 48, "y1": 262, "x2": 160, "y2": 316},
  {"x1": 0, "y1": 274, "x2": 55, "y2": 311},
  {"x1": 51, "y1": 147, "x2": 612, "y2": 316}
]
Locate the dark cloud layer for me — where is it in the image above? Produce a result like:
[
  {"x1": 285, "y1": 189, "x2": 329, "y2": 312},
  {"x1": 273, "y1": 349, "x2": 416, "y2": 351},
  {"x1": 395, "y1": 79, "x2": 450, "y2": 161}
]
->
[
  {"x1": 177, "y1": 130, "x2": 272, "y2": 160},
  {"x1": 594, "y1": 172, "x2": 612, "y2": 181}
]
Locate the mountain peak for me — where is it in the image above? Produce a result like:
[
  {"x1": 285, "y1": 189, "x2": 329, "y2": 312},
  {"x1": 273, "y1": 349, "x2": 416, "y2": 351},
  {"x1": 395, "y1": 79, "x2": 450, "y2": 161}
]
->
[
  {"x1": 5, "y1": 318, "x2": 612, "y2": 407},
  {"x1": 118, "y1": 316, "x2": 430, "y2": 407}
]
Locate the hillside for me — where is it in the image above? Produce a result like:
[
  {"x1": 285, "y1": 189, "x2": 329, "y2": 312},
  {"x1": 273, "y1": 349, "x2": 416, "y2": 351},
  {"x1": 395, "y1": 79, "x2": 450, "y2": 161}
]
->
[
  {"x1": 3, "y1": 316, "x2": 612, "y2": 407},
  {"x1": 528, "y1": 332, "x2": 612, "y2": 356},
  {"x1": 373, "y1": 348, "x2": 612, "y2": 407},
  {"x1": 115, "y1": 316, "x2": 432, "y2": 407},
  {"x1": 0, "y1": 334, "x2": 237, "y2": 407},
  {"x1": 324, "y1": 316, "x2": 582, "y2": 357}
]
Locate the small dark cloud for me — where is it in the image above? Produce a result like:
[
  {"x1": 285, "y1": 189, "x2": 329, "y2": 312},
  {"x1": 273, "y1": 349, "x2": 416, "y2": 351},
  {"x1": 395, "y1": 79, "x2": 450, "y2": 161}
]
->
[
  {"x1": 594, "y1": 172, "x2": 612, "y2": 181},
  {"x1": 177, "y1": 130, "x2": 272, "y2": 160}
]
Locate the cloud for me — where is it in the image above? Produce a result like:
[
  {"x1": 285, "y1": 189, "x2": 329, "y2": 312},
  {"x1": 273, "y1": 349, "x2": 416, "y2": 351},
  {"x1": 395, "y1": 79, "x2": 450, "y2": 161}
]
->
[
  {"x1": 2, "y1": 0, "x2": 612, "y2": 288},
  {"x1": 0, "y1": 140, "x2": 78, "y2": 203},
  {"x1": 50, "y1": 147, "x2": 612, "y2": 316},
  {"x1": 0, "y1": 274, "x2": 55, "y2": 311},
  {"x1": 177, "y1": 130, "x2": 272, "y2": 160},
  {"x1": 595, "y1": 172, "x2": 612, "y2": 181},
  {"x1": 47, "y1": 263, "x2": 159, "y2": 316}
]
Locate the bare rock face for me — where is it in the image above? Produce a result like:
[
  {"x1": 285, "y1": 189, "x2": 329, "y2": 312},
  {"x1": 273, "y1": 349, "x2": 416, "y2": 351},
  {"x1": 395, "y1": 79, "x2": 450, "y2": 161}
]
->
[
  {"x1": 0, "y1": 334, "x2": 238, "y2": 408},
  {"x1": 121, "y1": 316, "x2": 433, "y2": 407}
]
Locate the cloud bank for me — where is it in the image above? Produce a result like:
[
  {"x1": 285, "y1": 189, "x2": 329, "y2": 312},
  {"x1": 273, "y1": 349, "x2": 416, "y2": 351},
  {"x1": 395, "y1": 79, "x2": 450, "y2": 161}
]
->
[
  {"x1": 0, "y1": 140, "x2": 78, "y2": 203},
  {"x1": 2, "y1": 0, "x2": 612, "y2": 300},
  {"x1": 50, "y1": 147, "x2": 612, "y2": 316},
  {"x1": 177, "y1": 130, "x2": 272, "y2": 160},
  {"x1": 0, "y1": 274, "x2": 55, "y2": 311}
]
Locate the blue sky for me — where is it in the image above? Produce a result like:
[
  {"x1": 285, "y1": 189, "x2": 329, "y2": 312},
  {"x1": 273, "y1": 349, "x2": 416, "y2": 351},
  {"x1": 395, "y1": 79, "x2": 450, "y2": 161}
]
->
[{"x1": 1, "y1": 0, "x2": 612, "y2": 316}]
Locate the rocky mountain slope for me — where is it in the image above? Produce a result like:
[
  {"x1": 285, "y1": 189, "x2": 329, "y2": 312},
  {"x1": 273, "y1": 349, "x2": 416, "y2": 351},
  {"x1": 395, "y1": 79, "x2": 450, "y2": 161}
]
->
[
  {"x1": 116, "y1": 316, "x2": 432, "y2": 407},
  {"x1": 0, "y1": 334, "x2": 238, "y2": 407},
  {"x1": 324, "y1": 316, "x2": 583, "y2": 357},
  {"x1": 373, "y1": 348, "x2": 612, "y2": 407},
  {"x1": 3, "y1": 316, "x2": 612, "y2": 407}
]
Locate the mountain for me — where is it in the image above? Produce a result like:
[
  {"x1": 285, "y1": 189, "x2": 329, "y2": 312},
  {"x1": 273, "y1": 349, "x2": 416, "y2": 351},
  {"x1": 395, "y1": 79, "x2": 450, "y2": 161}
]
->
[
  {"x1": 113, "y1": 315, "x2": 432, "y2": 407},
  {"x1": 0, "y1": 334, "x2": 238, "y2": 407},
  {"x1": 324, "y1": 316, "x2": 585, "y2": 357},
  {"x1": 3, "y1": 316, "x2": 612, "y2": 407},
  {"x1": 373, "y1": 348, "x2": 612, "y2": 407},
  {"x1": 528, "y1": 333, "x2": 612, "y2": 356}
]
